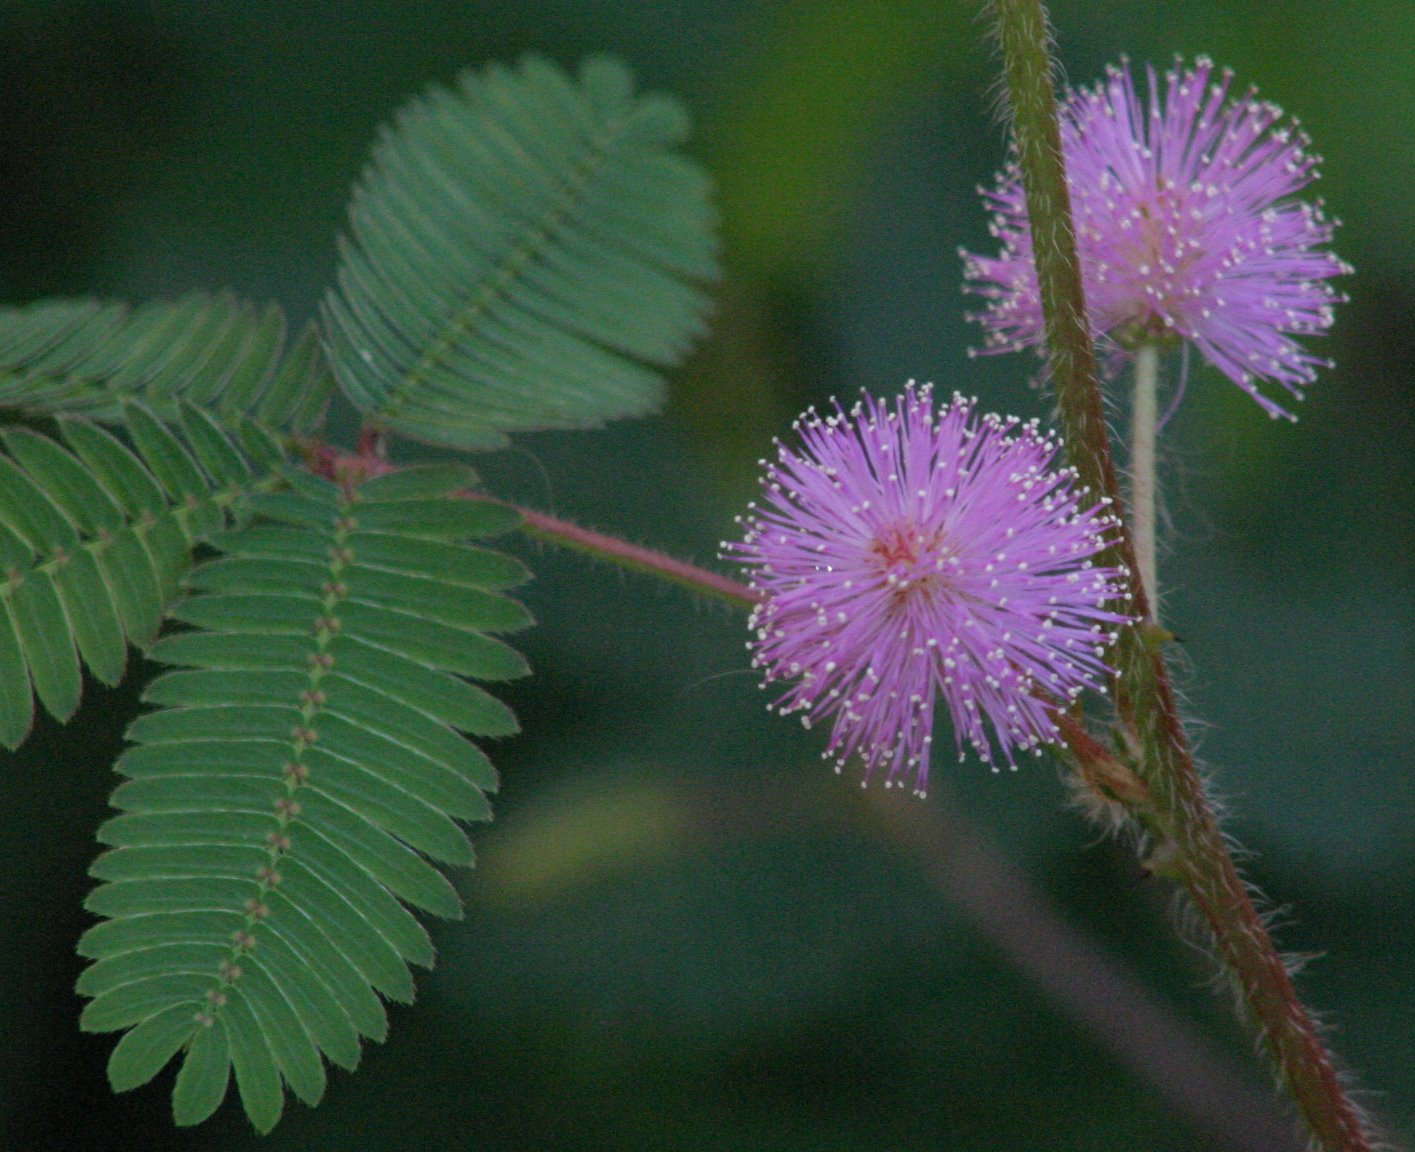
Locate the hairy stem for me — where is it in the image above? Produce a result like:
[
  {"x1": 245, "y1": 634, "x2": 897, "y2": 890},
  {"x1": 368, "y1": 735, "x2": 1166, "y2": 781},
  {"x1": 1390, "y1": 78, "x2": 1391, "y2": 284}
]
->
[
  {"x1": 992, "y1": 3, "x2": 1374, "y2": 1149},
  {"x1": 987, "y1": 0, "x2": 1129, "y2": 544},
  {"x1": 302, "y1": 443, "x2": 754, "y2": 609},
  {"x1": 493, "y1": 499, "x2": 756, "y2": 610},
  {"x1": 869, "y1": 789, "x2": 1303, "y2": 1152},
  {"x1": 1131, "y1": 343, "x2": 1160, "y2": 619}
]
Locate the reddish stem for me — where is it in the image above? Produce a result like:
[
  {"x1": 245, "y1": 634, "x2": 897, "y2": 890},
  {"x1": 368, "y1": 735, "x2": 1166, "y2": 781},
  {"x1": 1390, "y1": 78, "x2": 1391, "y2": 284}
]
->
[
  {"x1": 992, "y1": 3, "x2": 1375, "y2": 1147},
  {"x1": 510, "y1": 503, "x2": 758, "y2": 607}
]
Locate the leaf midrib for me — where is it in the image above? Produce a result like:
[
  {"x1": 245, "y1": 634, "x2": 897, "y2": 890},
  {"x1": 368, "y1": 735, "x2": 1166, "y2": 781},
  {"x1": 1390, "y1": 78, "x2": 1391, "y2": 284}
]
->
[{"x1": 381, "y1": 115, "x2": 627, "y2": 420}]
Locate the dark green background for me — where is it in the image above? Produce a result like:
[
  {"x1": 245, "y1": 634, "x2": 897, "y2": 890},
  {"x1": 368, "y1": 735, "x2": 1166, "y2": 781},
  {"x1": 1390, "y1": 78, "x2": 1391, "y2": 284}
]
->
[{"x1": 1, "y1": 2, "x2": 1410, "y2": 1149}]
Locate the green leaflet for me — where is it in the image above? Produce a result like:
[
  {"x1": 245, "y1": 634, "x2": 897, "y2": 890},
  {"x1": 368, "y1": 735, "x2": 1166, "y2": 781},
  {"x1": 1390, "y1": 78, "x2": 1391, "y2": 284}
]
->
[
  {"x1": 0, "y1": 290, "x2": 335, "y2": 748},
  {"x1": 0, "y1": 415, "x2": 287, "y2": 747},
  {"x1": 235, "y1": 962, "x2": 328, "y2": 1107},
  {"x1": 225, "y1": 988, "x2": 287, "y2": 1132},
  {"x1": 0, "y1": 294, "x2": 334, "y2": 435},
  {"x1": 173, "y1": 1019, "x2": 231, "y2": 1127},
  {"x1": 80, "y1": 470, "x2": 530, "y2": 1130},
  {"x1": 323, "y1": 55, "x2": 719, "y2": 449},
  {"x1": 109, "y1": 1003, "x2": 214, "y2": 1094},
  {"x1": 2, "y1": 45, "x2": 720, "y2": 1137}
]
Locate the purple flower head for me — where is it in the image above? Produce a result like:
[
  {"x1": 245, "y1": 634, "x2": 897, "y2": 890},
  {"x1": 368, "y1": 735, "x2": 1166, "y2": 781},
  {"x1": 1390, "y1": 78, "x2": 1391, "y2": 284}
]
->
[
  {"x1": 725, "y1": 383, "x2": 1131, "y2": 796},
  {"x1": 961, "y1": 57, "x2": 1350, "y2": 419}
]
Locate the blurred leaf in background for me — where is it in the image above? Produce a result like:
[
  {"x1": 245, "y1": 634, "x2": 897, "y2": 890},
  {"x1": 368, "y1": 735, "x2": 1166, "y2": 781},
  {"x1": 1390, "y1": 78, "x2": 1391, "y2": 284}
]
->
[{"x1": 0, "y1": 1, "x2": 1409, "y2": 1148}]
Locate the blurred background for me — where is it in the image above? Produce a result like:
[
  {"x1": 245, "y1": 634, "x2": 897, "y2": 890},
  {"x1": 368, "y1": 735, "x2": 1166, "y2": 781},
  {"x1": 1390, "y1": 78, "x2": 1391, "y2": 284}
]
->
[{"x1": 1, "y1": 1, "x2": 1410, "y2": 1149}]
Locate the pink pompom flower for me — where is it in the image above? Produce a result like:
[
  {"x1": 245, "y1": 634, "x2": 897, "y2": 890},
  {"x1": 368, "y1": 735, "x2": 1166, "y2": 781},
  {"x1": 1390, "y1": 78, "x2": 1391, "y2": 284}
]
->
[
  {"x1": 962, "y1": 57, "x2": 1350, "y2": 419},
  {"x1": 725, "y1": 383, "x2": 1130, "y2": 796}
]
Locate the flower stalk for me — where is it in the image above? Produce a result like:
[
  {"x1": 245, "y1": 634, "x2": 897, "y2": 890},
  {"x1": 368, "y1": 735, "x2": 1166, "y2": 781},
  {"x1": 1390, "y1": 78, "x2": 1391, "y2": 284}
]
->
[
  {"x1": 991, "y1": 2, "x2": 1374, "y2": 1148},
  {"x1": 513, "y1": 503, "x2": 754, "y2": 608},
  {"x1": 1131, "y1": 343, "x2": 1161, "y2": 619},
  {"x1": 305, "y1": 437, "x2": 757, "y2": 610}
]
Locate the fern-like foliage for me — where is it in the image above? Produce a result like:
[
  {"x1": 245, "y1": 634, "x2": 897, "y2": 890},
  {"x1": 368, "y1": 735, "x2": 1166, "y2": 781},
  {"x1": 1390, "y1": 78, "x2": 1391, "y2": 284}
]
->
[
  {"x1": 0, "y1": 49, "x2": 720, "y2": 1133},
  {"x1": 0, "y1": 294, "x2": 338, "y2": 747},
  {"x1": 323, "y1": 55, "x2": 718, "y2": 449},
  {"x1": 77, "y1": 465, "x2": 530, "y2": 1131},
  {"x1": 0, "y1": 407, "x2": 290, "y2": 747},
  {"x1": 0, "y1": 293, "x2": 334, "y2": 434}
]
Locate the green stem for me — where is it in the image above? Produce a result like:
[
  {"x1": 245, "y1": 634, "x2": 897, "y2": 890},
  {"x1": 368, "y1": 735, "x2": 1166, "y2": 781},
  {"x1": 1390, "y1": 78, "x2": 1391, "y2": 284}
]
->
[
  {"x1": 1131, "y1": 343, "x2": 1160, "y2": 619},
  {"x1": 992, "y1": 3, "x2": 1373, "y2": 1149},
  {"x1": 988, "y1": 0, "x2": 1127, "y2": 537}
]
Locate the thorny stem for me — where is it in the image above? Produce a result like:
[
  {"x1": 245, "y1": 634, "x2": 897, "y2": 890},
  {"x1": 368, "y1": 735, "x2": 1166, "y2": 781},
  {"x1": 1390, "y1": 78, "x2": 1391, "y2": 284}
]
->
[
  {"x1": 1131, "y1": 343, "x2": 1160, "y2": 620},
  {"x1": 992, "y1": 2, "x2": 1375, "y2": 1149}
]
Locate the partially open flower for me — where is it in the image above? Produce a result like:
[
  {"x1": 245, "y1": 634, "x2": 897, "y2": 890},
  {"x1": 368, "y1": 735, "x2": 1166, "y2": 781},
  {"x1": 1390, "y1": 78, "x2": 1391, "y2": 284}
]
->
[
  {"x1": 725, "y1": 383, "x2": 1130, "y2": 796},
  {"x1": 962, "y1": 57, "x2": 1350, "y2": 419}
]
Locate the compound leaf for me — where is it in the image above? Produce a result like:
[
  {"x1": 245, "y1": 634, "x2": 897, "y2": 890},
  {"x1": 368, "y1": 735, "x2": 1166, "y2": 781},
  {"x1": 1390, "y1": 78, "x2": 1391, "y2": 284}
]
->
[
  {"x1": 0, "y1": 295, "x2": 334, "y2": 437},
  {"x1": 324, "y1": 55, "x2": 718, "y2": 449},
  {"x1": 79, "y1": 470, "x2": 530, "y2": 1130},
  {"x1": 0, "y1": 415, "x2": 289, "y2": 747}
]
